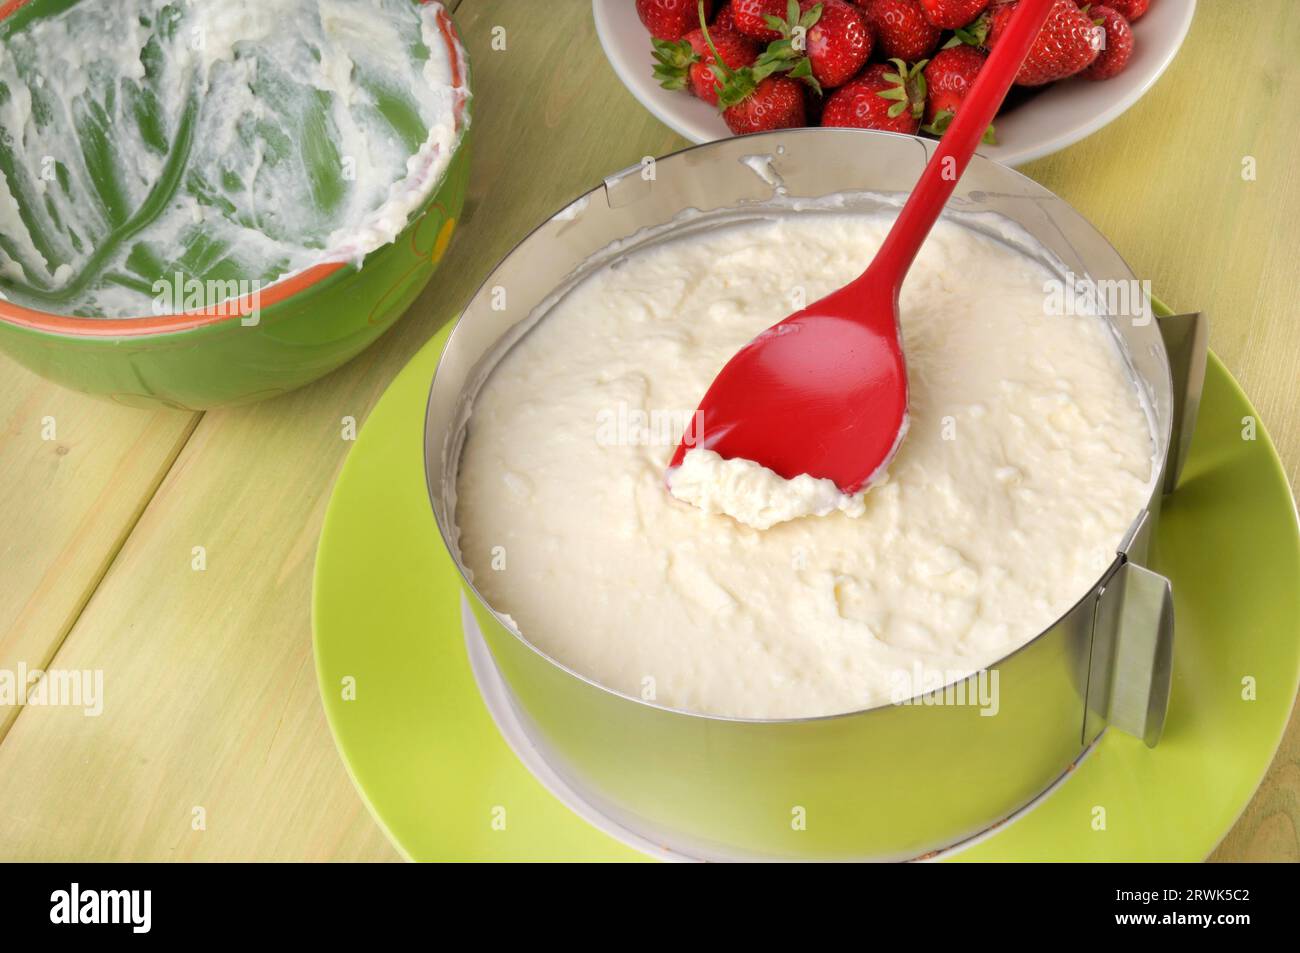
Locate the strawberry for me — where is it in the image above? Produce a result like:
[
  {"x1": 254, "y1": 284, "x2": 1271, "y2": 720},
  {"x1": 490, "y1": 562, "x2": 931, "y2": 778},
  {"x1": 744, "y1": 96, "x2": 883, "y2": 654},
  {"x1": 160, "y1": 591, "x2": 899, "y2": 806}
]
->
[
  {"x1": 1097, "y1": 0, "x2": 1147, "y2": 21},
  {"x1": 856, "y1": 0, "x2": 942, "y2": 62},
  {"x1": 722, "y1": 74, "x2": 808, "y2": 132},
  {"x1": 821, "y1": 59, "x2": 927, "y2": 133},
  {"x1": 713, "y1": 2, "x2": 738, "y2": 30},
  {"x1": 1080, "y1": 5, "x2": 1133, "y2": 80},
  {"x1": 638, "y1": 0, "x2": 716, "y2": 40},
  {"x1": 651, "y1": 29, "x2": 759, "y2": 104},
  {"x1": 764, "y1": 0, "x2": 874, "y2": 90},
  {"x1": 696, "y1": 12, "x2": 809, "y2": 132},
  {"x1": 732, "y1": 0, "x2": 787, "y2": 41},
  {"x1": 802, "y1": 0, "x2": 874, "y2": 88},
  {"x1": 700, "y1": 28, "x2": 762, "y2": 103},
  {"x1": 922, "y1": 44, "x2": 993, "y2": 140},
  {"x1": 918, "y1": 0, "x2": 988, "y2": 29},
  {"x1": 987, "y1": 0, "x2": 1099, "y2": 86}
]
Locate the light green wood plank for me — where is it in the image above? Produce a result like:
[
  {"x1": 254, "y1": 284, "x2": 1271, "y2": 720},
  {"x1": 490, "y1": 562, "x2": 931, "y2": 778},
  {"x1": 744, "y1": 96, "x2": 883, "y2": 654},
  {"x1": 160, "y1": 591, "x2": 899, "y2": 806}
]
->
[{"x1": 0, "y1": 359, "x2": 198, "y2": 740}]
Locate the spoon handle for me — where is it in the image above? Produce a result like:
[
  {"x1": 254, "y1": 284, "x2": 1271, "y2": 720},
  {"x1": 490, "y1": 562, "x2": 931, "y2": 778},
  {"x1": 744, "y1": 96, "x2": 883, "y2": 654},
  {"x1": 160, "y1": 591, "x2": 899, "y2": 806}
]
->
[{"x1": 866, "y1": 0, "x2": 1058, "y2": 294}]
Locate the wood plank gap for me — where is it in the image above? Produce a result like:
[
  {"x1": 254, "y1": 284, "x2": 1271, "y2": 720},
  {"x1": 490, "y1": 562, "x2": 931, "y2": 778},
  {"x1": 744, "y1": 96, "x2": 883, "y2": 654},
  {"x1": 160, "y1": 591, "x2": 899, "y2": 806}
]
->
[{"x1": 0, "y1": 411, "x2": 205, "y2": 743}]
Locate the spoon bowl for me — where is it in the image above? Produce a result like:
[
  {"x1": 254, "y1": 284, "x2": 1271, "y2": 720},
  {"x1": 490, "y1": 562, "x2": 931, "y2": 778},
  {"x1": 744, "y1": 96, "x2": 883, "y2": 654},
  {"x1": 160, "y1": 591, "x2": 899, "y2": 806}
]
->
[{"x1": 667, "y1": 265, "x2": 906, "y2": 493}]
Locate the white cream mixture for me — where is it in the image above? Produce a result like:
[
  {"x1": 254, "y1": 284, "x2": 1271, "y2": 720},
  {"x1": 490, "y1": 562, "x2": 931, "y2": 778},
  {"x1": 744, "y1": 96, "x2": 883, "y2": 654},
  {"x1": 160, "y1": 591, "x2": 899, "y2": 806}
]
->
[
  {"x1": 456, "y1": 211, "x2": 1155, "y2": 719},
  {"x1": 0, "y1": 0, "x2": 466, "y2": 317}
]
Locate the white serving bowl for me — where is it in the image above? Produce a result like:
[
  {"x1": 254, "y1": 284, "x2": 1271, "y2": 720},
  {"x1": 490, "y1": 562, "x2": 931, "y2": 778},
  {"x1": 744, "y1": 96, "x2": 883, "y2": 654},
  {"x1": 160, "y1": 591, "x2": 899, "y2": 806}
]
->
[{"x1": 594, "y1": 0, "x2": 1195, "y2": 166}]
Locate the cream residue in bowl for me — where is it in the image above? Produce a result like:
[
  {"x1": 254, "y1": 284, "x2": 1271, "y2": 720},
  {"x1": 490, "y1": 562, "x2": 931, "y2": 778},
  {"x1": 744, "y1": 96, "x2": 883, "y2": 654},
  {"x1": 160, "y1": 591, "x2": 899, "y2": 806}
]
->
[{"x1": 0, "y1": 0, "x2": 467, "y2": 318}]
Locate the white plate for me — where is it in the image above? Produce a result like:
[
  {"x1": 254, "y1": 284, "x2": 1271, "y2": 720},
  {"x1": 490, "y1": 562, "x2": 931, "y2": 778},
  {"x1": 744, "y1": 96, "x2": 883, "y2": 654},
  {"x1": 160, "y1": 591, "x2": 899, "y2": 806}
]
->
[{"x1": 594, "y1": 0, "x2": 1195, "y2": 166}]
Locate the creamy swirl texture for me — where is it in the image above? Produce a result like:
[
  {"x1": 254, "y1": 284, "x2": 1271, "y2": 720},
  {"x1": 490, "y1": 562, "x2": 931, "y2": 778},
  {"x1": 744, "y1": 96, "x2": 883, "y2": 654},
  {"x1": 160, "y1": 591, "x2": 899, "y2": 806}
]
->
[{"x1": 0, "y1": 0, "x2": 467, "y2": 318}]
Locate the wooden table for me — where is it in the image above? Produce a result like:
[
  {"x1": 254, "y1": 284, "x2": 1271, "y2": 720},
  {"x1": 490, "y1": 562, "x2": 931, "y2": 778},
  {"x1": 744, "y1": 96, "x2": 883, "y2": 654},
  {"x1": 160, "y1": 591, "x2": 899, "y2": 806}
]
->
[{"x1": 0, "y1": 0, "x2": 1296, "y2": 862}]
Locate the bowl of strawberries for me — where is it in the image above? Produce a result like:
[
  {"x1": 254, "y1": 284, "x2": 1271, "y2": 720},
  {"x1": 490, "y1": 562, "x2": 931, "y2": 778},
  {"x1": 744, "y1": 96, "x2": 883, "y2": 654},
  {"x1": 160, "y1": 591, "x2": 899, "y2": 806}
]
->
[{"x1": 596, "y1": 0, "x2": 1195, "y2": 165}]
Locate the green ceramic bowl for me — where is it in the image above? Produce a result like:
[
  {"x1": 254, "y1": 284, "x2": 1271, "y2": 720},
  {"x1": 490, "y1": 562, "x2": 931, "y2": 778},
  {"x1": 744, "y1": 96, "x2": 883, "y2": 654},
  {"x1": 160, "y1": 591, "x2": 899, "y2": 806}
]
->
[{"x1": 0, "y1": 0, "x2": 471, "y2": 409}]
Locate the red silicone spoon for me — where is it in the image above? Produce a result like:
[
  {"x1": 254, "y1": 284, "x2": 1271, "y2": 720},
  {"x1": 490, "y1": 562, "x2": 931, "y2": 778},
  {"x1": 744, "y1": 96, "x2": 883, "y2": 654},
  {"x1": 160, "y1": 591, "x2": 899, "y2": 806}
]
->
[{"x1": 668, "y1": 0, "x2": 1057, "y2": 493}]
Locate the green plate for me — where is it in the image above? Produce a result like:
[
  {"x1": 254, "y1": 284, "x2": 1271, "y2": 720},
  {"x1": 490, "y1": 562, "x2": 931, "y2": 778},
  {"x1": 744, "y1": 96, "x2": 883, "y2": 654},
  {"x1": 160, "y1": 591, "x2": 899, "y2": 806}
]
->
[{"x1": 313, "y1": 318, "x2": 1300, "y2": 862}]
